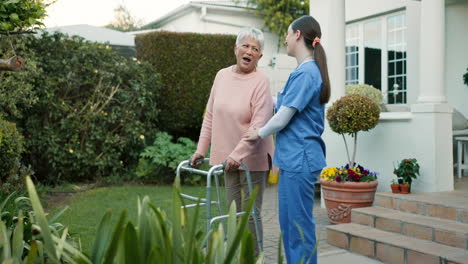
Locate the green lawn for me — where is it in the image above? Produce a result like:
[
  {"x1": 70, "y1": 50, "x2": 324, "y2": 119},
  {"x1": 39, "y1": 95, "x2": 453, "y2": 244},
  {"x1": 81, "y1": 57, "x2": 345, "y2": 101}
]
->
[{"x1": 49, "y1": 185, "x2": 226, "y2": 254}]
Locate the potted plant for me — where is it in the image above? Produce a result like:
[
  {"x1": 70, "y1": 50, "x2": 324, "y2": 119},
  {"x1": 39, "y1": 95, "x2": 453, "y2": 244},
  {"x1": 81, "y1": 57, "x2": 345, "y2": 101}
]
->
[
  {"x1": 393, "y1": 158, "x2": 420, "y2": 193},
  {"x1": 400, "y1": 180, "x2": 410, "y2": 194},
  {"x1": 390, "y1": 179, "x2": 400, "y2": 193},
  {"x1": 321, "y1": 94, "x2": 381, "y2": 224},
  {"x1": 320, "y1": 165, "x2": 378, "y2": 224}
]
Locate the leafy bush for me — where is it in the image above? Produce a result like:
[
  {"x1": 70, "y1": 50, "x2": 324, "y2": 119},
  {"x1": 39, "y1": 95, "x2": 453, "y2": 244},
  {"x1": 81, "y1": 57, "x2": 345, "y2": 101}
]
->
[
  {"x1": 136, "y1": 132, "x2": 203, "y2": 184},
  {"x1": 0, "y1": 0, "x2": 48, "y2": 32},
  {"x1": 0, "y1": 176, "x2": 268, "y2": 263},
  {"x1": 0, "y1": 191, "x2": 68, "y2": 260},
  {"x1": 0, "y1": 36, "x2": 39, "y2": 118},
  {"x1": 327, "y1": 94, "x2": 380, "y2": 135},
  {"x1": 2, "y1": 32, "x2": 162, "y2": 183},
  {"x1": 135, "y1": 31, "x2": 236, "y2": 139},
  {"x1": 327, "y1": 94, "x2": 380, "y2": 168},
  {"x1": 246, "y1": 0, "x2": 309, "y2": 44},
  {"x1": 0, "y1": 119, "x2": 33, "y2": 192},
  {"x1": 345, "y1": 84, "x2": 383, "y2": 106}
]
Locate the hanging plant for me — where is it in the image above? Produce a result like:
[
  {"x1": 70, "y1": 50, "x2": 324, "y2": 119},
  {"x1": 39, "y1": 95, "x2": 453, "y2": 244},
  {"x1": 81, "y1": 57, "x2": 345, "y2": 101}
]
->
[{"x1": 464, "y1": 67, "x2": 468, "y2": 87}]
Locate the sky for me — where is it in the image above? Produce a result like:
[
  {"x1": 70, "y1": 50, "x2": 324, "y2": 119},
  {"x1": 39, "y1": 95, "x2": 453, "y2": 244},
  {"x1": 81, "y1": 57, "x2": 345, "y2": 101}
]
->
[{"x1": 43, "y1": 0, "x2": 192, "y2": 28}]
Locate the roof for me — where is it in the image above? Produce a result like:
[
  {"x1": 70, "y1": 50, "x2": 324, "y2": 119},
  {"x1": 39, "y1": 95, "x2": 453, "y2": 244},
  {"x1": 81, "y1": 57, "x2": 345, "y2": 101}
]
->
[
  {"x1": 143, "y1": 0, "x2": 254, "y2": 29},
  {"x1": 43, "y1": 24, "x2": 135, "y2": 47},
  {"x1": 190, "y1": 1, "x2": 253, "y2": 9}
]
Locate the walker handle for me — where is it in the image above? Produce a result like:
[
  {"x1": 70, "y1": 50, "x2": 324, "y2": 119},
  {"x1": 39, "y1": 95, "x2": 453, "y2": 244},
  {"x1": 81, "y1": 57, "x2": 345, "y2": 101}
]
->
[{"x1": 189, "y1": 157, "x2": 206, "y2": 167}]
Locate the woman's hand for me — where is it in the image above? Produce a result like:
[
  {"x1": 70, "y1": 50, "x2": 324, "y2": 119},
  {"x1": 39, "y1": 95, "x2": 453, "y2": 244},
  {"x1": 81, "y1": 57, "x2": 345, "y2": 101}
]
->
[
  {"x1": 224, "y1": 157, "x2": 240, "y2": 172},
  {"x1": 190, "y1": 153, "x2": 204, "y2": 167},
  {"x1": 243, "y1": 129, "x2": 260, "y2": 141}
]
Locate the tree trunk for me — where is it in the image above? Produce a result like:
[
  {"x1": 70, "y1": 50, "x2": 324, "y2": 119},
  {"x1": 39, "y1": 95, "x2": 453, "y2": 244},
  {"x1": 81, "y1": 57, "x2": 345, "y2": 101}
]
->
[{"x1": 0, "y1": 56, "x2": 24, "y2": 71}]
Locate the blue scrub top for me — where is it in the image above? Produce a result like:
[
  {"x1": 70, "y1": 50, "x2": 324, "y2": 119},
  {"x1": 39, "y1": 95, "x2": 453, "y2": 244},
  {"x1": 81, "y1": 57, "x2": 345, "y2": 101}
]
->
[{"x1": 273, "y1": 60, "x2": 326, "y2": 173}]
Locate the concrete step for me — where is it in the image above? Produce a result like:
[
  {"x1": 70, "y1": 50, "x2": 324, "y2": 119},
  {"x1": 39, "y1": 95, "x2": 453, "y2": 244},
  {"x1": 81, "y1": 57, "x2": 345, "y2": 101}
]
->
[
  {"x1": 374, "y1": 191, "x2": 468, "y2": 223},
  {"x1": 327, "y1": 223, "x2": 468, "y2": 264},
  {"x1": 352, "y1": 206, "x2": 468, "y2": 249}
]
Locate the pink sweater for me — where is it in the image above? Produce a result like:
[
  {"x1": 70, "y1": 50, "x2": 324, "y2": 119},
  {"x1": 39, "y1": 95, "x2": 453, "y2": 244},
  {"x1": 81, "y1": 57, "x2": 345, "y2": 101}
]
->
[{"x1": 196, "y1": 66, "x2": 274, "y2": 171}]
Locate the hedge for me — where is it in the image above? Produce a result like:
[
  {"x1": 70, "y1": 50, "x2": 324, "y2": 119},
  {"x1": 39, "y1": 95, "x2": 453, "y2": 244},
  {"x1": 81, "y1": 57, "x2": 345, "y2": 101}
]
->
[{"x1": 135, "y1": 31, "x2": 237, "y2": 139}]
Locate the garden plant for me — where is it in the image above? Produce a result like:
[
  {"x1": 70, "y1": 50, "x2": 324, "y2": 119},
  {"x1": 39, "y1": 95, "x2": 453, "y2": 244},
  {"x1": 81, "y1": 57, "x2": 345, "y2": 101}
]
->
[{"x1": 326, "y1": 94, "x2": 381, "y2": 168}]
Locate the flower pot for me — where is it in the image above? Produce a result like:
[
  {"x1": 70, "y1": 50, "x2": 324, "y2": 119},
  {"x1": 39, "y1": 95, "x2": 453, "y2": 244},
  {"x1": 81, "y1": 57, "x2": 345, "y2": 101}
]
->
[
  {"x1": 320, "y1": 179, "x2": 378, "y2": 224},
  {"x1": 400, "y1": 184, "x2": 410, "y2": 194},
  {"x1": 390, "y1": 184, "x2": 400, "y2": 193}
]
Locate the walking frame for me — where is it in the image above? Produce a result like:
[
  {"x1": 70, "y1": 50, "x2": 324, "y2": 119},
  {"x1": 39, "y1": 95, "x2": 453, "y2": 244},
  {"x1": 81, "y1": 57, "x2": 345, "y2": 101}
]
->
[{"x1": 175, "y1": 158, "x2": 263, "y2": 251}]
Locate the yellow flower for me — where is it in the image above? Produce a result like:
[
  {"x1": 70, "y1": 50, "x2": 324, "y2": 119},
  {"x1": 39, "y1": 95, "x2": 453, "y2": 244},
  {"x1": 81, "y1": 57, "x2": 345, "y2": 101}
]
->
[
  {"x1": 139, "y1": 135, "x2": 145, "y2": 140},
  {"x1": 68, "y1": 148, "x2": 74, "y2": 153},
  {"x1": 321, "y1": 167, "x2": 338, "y2": 180}
]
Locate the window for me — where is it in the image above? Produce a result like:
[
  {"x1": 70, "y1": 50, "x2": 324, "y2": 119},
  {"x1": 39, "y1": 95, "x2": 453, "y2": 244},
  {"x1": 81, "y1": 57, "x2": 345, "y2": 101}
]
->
[
  {"x1": 345, "y1": 12, "x2": 407, "y2": 104},
  {"x1": 387, "y1": 14, "x2": 407, "y2": 104},
  {"x1": 345, "y1": 25, "x2": 359, "y2": 85}
]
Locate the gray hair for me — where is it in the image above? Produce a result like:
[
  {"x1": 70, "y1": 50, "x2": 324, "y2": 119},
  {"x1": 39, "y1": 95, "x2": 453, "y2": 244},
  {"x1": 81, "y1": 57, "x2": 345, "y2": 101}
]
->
[{"x1": 235, "y1": 27, "x2": 264, "y2": 52}]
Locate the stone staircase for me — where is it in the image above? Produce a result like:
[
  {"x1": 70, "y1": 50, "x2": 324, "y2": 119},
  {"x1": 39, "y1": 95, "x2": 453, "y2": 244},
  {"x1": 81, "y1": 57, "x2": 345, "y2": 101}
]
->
[{"x1": 326, "y1": 191, "x2": 468, "y2": 264}]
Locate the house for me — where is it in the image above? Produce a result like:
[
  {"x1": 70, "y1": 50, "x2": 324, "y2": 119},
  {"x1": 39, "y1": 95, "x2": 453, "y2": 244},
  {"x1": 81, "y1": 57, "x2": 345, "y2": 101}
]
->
[
  {"x1": 133, "y1": 0, "x2": 297, "y2": 95},
  {"x1": 313, "y1": 0, "x2": 468, "y2": 192},
  {"x1": 43, "y1": 24, "x2": 136, "y2": 57}
]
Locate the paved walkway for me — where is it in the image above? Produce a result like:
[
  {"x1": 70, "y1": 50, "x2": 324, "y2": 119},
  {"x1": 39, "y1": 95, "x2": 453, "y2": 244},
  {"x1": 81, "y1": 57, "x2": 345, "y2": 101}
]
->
[{"x1": 261, "y1": 184, "x2": 382, "y2": 264}]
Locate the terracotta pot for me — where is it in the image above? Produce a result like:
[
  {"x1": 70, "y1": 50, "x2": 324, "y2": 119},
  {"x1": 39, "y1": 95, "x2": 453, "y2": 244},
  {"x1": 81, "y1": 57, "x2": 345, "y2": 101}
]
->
[
  {"x1": 390, "y1": 184, "x2": 400, "y2": 193},
  {"x1": 320, "y1": 179, "x2": 378, "y2": 224},
  {"x1": 400, "y1": 184, "x2": 410, "y2": 194}
]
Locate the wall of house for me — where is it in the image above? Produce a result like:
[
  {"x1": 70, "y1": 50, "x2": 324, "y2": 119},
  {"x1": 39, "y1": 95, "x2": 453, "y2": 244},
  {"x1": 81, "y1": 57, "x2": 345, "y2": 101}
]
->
[
  {"x1": 345, "y1": 0, "x2": 407, "y2": 22},
  {"x1": 155, "y1": 6, "x2": 296, "y2": 95},
  {"x1": 321, "y1": 0, "x2": 456, "y2": 196},
  {"x1": 323, "y1": 110, "x2": 453, "y2": 194},
  {"x1": 445, "y1": 3, "x2": 468, "y2": 117}
]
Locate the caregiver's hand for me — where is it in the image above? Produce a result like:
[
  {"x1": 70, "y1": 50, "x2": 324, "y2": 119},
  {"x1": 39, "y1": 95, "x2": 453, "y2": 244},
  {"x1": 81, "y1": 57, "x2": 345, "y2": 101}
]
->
[{"x1": 243, "y1": 129, "x2": 260, "y2": 141}]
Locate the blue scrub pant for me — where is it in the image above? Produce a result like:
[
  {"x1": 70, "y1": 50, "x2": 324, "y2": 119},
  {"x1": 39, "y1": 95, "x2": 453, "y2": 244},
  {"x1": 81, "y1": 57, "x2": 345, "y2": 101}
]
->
[{"x1": 279, "y1": 168, "x2": 320, "y2": 264}]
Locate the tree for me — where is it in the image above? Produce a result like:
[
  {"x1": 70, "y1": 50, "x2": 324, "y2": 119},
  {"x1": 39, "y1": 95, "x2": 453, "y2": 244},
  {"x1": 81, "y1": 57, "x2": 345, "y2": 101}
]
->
[
  {"x1": 0, "y1": 0, "x2": 50, "y2": 71},
  {"x1": 245, "y1": 0, "x2": 309, "y2": 51},
  {"x1": 105, "y1": 4, "x2": 142, "y2": 32}
]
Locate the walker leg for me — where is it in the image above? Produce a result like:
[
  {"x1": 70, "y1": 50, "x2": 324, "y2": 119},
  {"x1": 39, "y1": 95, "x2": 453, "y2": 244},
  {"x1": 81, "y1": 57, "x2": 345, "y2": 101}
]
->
[{"x1": 243, "y1": 165, "x2": 263, "y2": 252}]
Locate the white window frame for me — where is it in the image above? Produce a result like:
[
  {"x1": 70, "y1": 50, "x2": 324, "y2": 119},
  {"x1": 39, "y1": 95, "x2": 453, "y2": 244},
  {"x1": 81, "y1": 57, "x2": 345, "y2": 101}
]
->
[
  {"x1": 345, "y1": 11, "x2": 407, "y2": 104},
  {"x1": 345, "y1": 24, "x2": 360, "y2": 85}
]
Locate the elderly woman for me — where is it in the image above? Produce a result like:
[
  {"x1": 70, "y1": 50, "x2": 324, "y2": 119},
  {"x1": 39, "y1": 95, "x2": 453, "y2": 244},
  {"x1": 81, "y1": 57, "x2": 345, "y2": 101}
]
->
[{"x1": 190, "y1": 27, "x2": 274, "y2": 252}]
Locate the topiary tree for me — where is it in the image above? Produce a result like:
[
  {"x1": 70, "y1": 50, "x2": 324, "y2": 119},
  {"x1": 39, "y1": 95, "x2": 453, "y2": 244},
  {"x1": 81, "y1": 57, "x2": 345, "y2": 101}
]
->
[
  {"x1": 326, "y1": 94, "x2": 381, "y2": 168},
  {"x1": 345, "y1": 84, "x2": 383, "y2": 106},
  {"x1": 0, "y1": 0, "x2": 50, "y2": 71}
]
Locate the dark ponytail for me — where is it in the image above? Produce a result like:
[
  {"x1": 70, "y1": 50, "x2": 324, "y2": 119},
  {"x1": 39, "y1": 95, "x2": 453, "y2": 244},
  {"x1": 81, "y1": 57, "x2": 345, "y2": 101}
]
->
[{"x1": 292, "y1": 16, "x2": 331, "y2": 104}]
